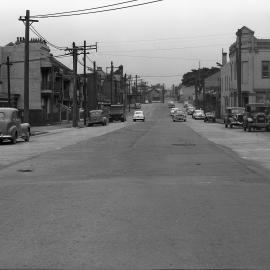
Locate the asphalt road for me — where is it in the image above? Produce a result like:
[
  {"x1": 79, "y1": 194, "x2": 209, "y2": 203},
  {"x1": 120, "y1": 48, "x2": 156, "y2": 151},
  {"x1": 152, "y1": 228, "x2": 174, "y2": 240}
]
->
[{"x1": 1, "y1": 103, "x2": 270, "y2": 269}]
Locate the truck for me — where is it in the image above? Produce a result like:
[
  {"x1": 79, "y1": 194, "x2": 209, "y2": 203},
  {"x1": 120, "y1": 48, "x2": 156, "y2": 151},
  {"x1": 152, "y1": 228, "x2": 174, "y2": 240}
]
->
[{"x1": 109, "y1": 104, "x2": 126, "y2": 122}]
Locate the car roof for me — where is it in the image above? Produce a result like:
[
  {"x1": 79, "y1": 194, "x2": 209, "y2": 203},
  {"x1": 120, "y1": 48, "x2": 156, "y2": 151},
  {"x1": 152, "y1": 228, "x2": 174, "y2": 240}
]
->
[
  {"x1": 0, "y1": 107, "x2": 18, "y2": 112},
  {"x1": 134, "y1": 110, "x2": 143, "y2": 113}
]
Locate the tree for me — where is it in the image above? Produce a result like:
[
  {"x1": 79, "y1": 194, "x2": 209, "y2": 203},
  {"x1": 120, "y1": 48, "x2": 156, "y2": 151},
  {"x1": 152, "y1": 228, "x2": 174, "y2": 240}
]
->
[{"x1": 181, "y1": 67, "x2": 220, "y2": 87}]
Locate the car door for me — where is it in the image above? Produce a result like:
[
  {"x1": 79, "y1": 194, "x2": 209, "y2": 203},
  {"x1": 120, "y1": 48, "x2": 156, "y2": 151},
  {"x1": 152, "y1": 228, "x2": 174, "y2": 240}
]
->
[{"x1": 12, "y1": 111, "x2": 22, "y2": 136}]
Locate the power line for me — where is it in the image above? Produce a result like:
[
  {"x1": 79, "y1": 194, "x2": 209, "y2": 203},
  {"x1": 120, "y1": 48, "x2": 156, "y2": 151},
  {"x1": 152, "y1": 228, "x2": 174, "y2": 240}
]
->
[
  {"x1": 97, "y1": 53, "x2": 217, "y2": 62},
  {"x1": 31, "y1": 0, "x2": 139, "y2": 18},
  {"x1": 29, "y1": 25, "x2": 66, "y2": 50},
  {"x1": 98, "y1": 33, "x2": 232, "y2": 44},
  {"x1": 86, "y1": 55, "x2": 94, "y2": 64},
  {"x1": 30, "y1": 0, "x2": 163, "y2": 19},
  {"x1": 101, "y1": 43, "x2": 225, "y2": 53}
]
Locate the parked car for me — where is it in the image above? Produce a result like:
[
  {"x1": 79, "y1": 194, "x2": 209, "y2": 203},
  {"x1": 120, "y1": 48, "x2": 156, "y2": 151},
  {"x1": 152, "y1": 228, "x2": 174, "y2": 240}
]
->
[
  {"x1": 135, "y1": 103, "x2": 141, "y2": 109},
  {"x1": 186, "y1": 106, "x2": 195, "y2": 115},
  {"x1": 192, "y1": 109, "x2": 205, "y2": 120},
  {"x1": 87, "y1": 109, "x2": 108, "y2": 126},
  {"x1": 172, "y1": 110, "x2": 186, "y2": 122},
  {"x1": 133, "y1": 110, "x2": 145, "y2": 122},
  {"x1": 224, "y1": 107, "x2": 245, "y2": 128},
  {"x1": 204, "y1": 112, "x2": 216, "y2": 122},
  {"x1": 0, "y1": 107, "x2": 30, "y2": 144},
  {"x1": 170, "y1": 107, "x2": 179, "y2": 116},
  {"x1": 109, "y1": 104, "x2": 126, "y2": 122},
  {"x1": 243, "y1": 103, "x2": 270, "y2": 132},
  {"x1": 168, "y1": 101, "x2": 175, "y2": 108}
]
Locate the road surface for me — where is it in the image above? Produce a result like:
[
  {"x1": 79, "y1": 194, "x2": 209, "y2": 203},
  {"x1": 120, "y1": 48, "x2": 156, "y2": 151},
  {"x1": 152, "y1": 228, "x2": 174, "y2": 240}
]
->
[{"x1": 0, "y1": 103, "x2": 270, "y2": 269}]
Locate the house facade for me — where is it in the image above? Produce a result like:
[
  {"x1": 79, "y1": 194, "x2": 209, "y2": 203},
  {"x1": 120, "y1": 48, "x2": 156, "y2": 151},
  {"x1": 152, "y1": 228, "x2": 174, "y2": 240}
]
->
[
  {"x1": 0, "y1": 37, "x2": 73, "y2": 125},
  {"x1": 221, "y1": 26, "x2": 270, "y2": 117}
]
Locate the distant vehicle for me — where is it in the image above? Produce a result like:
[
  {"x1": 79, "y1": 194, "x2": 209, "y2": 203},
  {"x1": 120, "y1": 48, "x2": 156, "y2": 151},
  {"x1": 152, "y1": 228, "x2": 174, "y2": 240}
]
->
[
  {"x1": 170, "y1": 107, "x2": 179, "y2": 116},
  {"x1": 135, "y1": 103, "x2": 141, "y2": 109},
  {"x1": 87, "y1": 109, "x2": 108, "y2": 126},
  {"x1": 145, "y1": 100, "x2": 149, "y2": 104},
  {"x1": 172, "y1": 110, "x2": 186, "y2": 122},
  {"x1": 204, "y1": 112, "x2": 216, "y2": 122},
  {"x1": 224, "y1": 107, "x2": 245, "y2": 128},
  {"x1": 243, "y1": 103, "x2": 270, "y2": 132},
  {"x1": 0, "y1": 107, "x2": 30, "y2": 144},
  {"x1": 133, "y1": 110, "x2": 145, "y2": 122},
  {"x1": 168, "y1": 101, "x2": 175, "y2": 108},
  {"x1": 186, "y1": 106, "x2": 195, "y2": 115},
  {"x1": 192, "y1": 109, "x2": 205, "y2": 120},
  {"x1": 109, "y1": 104, "x2": 126, "y2": 122}
]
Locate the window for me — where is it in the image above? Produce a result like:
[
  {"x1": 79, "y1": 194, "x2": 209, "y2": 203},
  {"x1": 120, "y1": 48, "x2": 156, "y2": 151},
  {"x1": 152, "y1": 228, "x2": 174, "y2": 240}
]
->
[{"x1": 262, "y1": 61, "x2": 270, "y2": 78}]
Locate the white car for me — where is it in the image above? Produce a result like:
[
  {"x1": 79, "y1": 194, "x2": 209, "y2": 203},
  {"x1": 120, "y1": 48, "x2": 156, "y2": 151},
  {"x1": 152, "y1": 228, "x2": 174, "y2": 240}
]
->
[
  {"x1": 192, "y1": 109, "x2": 205, "y2": 119},
  {"x1": 133, "y1": 110, "x2": 145, "y2": 122},
  {"x1": 170, "y1": 107, "x2": 179, "y2": 116}
]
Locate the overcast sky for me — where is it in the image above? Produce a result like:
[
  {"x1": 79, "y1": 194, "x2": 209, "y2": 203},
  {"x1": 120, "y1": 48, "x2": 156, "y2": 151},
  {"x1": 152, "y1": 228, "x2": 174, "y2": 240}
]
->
[{"x1": 1, "y1": 0, "x2": 270, "y2": 87}]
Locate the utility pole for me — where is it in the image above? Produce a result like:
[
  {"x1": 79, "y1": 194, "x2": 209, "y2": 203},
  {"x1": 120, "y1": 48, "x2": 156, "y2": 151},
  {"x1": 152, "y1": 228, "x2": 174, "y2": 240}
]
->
[
  {"x1": 83, "y1": 40, "x2": 87, "y2": 126},
  {"x1": 19, "y1": 10, "x2": 38, "y2": 122},
  {"x1": 93, "y1": 61, "x2": 97, "y2": 109},
  {"x1": 110, "y1": 61, "x2": 114, "y2": 104},
  {"x1": 123, "y1": 74, "x2": 127, "y2": 114},
  {"x1": 198, "y1": 61, "x2": 201, "y2": 109},
  {"x1": 135, "y1": 75, "x2": 138, "y2": 102},
  {"x1": 6, "y1": 56, "x2": 12, "y2": 107},
  {"x1": 72, "y1": 42, "x2": 78, "y2": 127},
  {"x1": 162, "y1": 84, "x2": 165, "y2": 103},
  {"x1": 236, "y1": 29, "x2": 242, "y2": 107}
]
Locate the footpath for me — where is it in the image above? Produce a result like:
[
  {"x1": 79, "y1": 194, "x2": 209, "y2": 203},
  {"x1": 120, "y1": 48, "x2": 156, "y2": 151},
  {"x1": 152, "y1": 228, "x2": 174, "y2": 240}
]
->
[{"x1": 31, "y1": 108, "x2": 137, "y2": 136}]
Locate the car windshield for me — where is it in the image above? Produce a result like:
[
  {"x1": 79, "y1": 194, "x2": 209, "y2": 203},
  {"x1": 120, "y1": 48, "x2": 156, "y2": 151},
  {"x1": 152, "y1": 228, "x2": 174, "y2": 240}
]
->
[
  {"x1": 230, "y1": 108, "x2": 245, "y2": 114},
  {"x1": 0, "y1": 112, "x2": 5, "y2": 120},
  {"x1": 135, "y1": 111, "x2": 143, "y2": 114},
  {"x1": 90, "y1": 111, "x2": 102, "y2": 116}
]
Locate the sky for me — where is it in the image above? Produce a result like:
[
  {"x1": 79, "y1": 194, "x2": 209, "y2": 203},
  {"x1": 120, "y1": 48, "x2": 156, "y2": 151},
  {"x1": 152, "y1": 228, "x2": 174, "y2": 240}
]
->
[{"x1": 1, "y1": 0, "x2": 270, "y2": 88}]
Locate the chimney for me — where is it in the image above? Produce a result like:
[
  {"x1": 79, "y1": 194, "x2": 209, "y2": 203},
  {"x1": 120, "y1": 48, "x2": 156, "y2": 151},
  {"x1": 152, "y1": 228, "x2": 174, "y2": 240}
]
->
[{"x1": 222, "y1": 52, "x2": 227, "y2": 66}]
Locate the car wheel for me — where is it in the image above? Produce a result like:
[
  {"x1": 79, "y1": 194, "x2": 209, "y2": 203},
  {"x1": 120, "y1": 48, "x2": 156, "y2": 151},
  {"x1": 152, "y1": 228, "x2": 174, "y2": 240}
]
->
[
  {"x1": 11, "y1": 132, "x2": 17, "y2": 144},
  {"x1": 225, "y1": 124, "x2": 228, "y2": 128},
  {"x1": 243, "y1": 126, "x2": 247, "y2": 131},
  {"x1": 24, "y1": 130, "x2": 30, "y2": 142},
  {"x1": 173, "y1": 119, "x2": 175, "y2": 122}
]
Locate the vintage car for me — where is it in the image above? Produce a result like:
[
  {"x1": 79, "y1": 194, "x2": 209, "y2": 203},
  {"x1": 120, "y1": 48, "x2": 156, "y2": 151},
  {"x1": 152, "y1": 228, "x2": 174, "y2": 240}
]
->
[
  {"x1": 87, "y1": 109, "x2": 109, "y2": 126},
  {"x1": 172, "y1": 110, "x2": 186, "y2": 122},
  {"x1": 168, "y1": 101, "x2": 175, "y2": 108},
  {"x1": 133, "y1": 110, "x2": 145, "y2": 122},
  {"x1": 0, "y1": 108, "x2": 30, "y2": 144},
  {"x1": 243, "y1": 103, "x2": 270, "y2": 132},
  {"x1": 134, "y1": 103, "x2": 141, "y2": 109},
  {"x1": 186, "y1": 106, "x2": 195, "y2": 115},
  {"x1": 204, "y1": 111, "x2": 216, "y2": 122},
  {"x1": 224, "y1": 107, "x2": 245, "y2": 128},
  {"x1": 109, "y1": 104, "x2": 126, "y2": 122},
  {"x1": 192, "y1": 109, "x2": 205, "y2": 120},
  {"x1": 170, "y1": 107, "x2": 179, "y2": 116}
]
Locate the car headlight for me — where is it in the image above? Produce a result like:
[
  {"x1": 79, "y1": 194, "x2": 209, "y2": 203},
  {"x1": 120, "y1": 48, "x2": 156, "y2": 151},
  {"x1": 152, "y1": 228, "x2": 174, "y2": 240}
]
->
[{"x1": 247, "y1": 117, "x2": 253, "y2": 122}]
